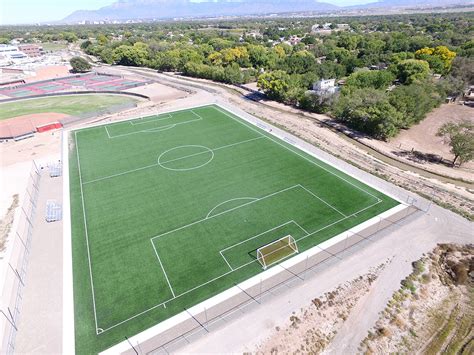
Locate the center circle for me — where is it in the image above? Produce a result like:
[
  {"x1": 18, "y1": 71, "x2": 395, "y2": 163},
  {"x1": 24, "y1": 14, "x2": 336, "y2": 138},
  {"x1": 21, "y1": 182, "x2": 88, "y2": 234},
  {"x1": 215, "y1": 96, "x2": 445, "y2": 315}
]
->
[{"x1": 157, "y1": 145, "x2": 214, "y2": 171}]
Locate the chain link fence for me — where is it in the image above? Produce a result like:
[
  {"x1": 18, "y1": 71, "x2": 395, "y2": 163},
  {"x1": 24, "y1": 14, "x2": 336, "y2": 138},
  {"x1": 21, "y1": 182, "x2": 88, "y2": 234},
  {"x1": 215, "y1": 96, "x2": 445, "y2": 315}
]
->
[
  {"x1": 0, "y1": 163, "x2": 41, "y2": 354},
  {"x1": 112, "y1": 202, "x2": 420, "y2": 355}
]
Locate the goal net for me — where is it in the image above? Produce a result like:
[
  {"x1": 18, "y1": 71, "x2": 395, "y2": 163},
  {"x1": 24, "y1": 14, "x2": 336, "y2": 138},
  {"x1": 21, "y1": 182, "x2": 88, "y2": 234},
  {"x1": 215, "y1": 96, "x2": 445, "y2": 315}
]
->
[{"x1": 256, "y1": 235, "x2": 298, "y2": 270}]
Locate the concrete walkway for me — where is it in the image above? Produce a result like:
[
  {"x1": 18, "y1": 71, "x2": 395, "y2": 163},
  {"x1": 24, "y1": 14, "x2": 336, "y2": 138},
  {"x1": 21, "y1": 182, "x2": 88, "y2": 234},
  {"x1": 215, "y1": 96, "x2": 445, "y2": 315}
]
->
[{"x1": 14, "y1": 171, "x2": 63, "y2": 354}]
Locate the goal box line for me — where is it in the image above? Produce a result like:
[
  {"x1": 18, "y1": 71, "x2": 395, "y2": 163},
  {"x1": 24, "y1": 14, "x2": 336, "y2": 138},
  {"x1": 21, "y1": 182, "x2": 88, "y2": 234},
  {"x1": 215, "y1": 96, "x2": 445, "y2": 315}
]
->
[{"x1": 257, "y1": 235, "x2": 299, "y2": 270}]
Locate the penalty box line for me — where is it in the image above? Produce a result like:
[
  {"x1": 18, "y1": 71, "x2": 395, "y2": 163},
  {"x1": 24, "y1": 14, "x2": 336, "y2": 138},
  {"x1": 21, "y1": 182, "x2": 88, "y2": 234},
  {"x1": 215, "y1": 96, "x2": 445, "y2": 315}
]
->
[
  {"x1": 214, "y1": 106, "x2": 382, "y2": 204},
  {"x1": 105, "y1": 111, "x2": 203, "y2": 139},
  {"x1": 129, "y1": 113, "x2": 173, "y2": 126},
  {"x1": 99, "y1": 196, "x2": 382, "y2": 335},
  {"x1": 150, "y1": 183, "x2": 355, "y2": 296}
]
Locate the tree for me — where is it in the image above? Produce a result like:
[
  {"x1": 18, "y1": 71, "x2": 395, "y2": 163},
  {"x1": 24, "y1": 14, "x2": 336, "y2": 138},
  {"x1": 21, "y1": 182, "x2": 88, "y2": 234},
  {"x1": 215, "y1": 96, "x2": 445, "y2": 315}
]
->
[
  {"x1": 450, "y1": 56, "x2": 474, "y2": 86},
  {"x1": 247, "y1": 44, "x2": 269, "y2": 68},
  {"x1": 299, "y1": 90, "x2": 336, "y2": 114},
  {"x1": 389, "y1": 82, "x2": 442, "y2": 127},
  {"x1": 70, "y1": 56, "x2": 91, "y2": 73},
  {"x1": 345, "y1": 69, "x2": 395, "y2": 90},
  {"x1": 437, "y1": 121, "x2": 474, "y2": 166},
  {"x1": 257, "y1": 70, "x2": 291, "y2": 102},
  {"x1": 333, "y1": 88, "x2": 402, "y2": 139},
  {"x1": 283, "y1": 50, "x2": 316, "y2": 74},
  {"x1": 395, "y1": 59, "x2": 430, "y2": 84},
  {"x1": 415, "y1": 46, "x2": 456, "y2": 74},
  {"x1": 113, "y1": 42, "x2": 149, "y2": 66}
]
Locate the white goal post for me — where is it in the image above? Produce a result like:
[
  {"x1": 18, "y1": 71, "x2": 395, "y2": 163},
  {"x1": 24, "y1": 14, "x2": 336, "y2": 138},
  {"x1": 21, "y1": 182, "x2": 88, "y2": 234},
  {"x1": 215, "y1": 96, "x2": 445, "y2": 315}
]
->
[{"x1": 256, "y1": 235, "x2": 299, "y2": 270}]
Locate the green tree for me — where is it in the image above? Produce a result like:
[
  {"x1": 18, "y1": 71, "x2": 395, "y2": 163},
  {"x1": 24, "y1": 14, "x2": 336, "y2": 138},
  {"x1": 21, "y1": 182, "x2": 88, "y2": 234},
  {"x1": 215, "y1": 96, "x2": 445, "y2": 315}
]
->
[
  {"x1": 69, "y1": 56, "x2": 91, "y2": 73},
  {"x1": 333, "y1": 88, "x2": 402, "y2": 139},
  {"x1": 284, "y1": 50, "x2": 316, "y2": 74},
  {"x1": 257, "y1": 70, "x2": 291, "y2": 102},
  {"x1": 395, "y1": 59, "x2": 430, "y2": 84},
  {"x1": 247, "y1": 44, "x2": 269, "y2": 68},
  {"x1": 345, "y1": 69, "x2": 395, "y2": 90},
  {"x1": 437, "y1": 121, "x2": 474, "y2": 166},
  {"x1": 113, "y1": 42, "x2": 149, "y2": 66},
  {"x1": 389, "y1": 82, "x2": 442, "y2": 127}
]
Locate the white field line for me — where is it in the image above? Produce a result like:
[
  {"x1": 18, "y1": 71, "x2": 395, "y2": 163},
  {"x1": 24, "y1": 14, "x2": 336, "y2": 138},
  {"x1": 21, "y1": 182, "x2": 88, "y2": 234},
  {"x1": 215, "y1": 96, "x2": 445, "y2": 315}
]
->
[
  {"x1": 297, "y1": 184, "x2": 347, "y2": 217},
  {"x1": 219, "y1": 220, "x2": 300, "y2": 271},
  {"x1": 104, "y1": 126, "x2": 111, "y2": 139},
  {"x1": 150, "y1": 185, "x2": 300, "y2": 243},
  {"x1": 159, "y1": 136, "x2": 264, "y2": 167},
  {"x1": 220, "y1": 221, "x2": 297, "y2": 254},
  {"x1": 82, "y1": 136, "x2": 264, "y2": 185},
  {"x1": 130, "y1": 113, "x2": 172, "y2": 126},
  {"x1": 206, "y1": 197, "x2": 258, "y2": 219},
  {"x1": 140, "y1": 125, "x2": 176, "y2": 133},
  {"x1": 219, "y1": 251, "x2": 234, "y2": 271},
  {"x1": 83, "y1": 163, "x2": 158, "y2": 185},
  {"x1": 74, "y1": 132, "x2": 100, "y2": 334},
  {"x1": 73, "y1": 104, "x2": 215, "y2": 134},
  {"x1": 293, "y1": 220, "x2": 310, "y2": 235},
  {"x1": 82, "y1": 106, "x2": 386, "y2": 333},
  {"x1": 99, "y1": 198, "x2": 382, "y2": 335},
  {"x1": 214, "y1": 106, "x2": 382, "y2": 203},
  {"x1": 150, "y1": 240, "x2": 176, "y2": 298},
  {"x1": 151, "y1": 184, "x2": 355, "y2": 300},
  {"x1": 106, "y1": 114, "x2": 202, "y2": 139}
]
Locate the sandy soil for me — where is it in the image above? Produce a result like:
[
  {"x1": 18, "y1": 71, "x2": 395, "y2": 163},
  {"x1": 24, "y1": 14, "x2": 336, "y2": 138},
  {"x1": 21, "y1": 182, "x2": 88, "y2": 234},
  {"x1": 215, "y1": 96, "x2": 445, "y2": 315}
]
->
[
  {"x1": 360, "y1": 243, "x2": 473, "y2": 354},
  {"x1": 379, "y1": 104, "x2": 474, "y2": 173},
  {"x1": 0, "y1": 112, "x2": 69, "y2": 138},
  {"x1": 255, "y1": 263, "x2": 387, "y2": 354},
  {"x1": 126, "y1": 82, "x2": 187, "y2": 103},
  {"x1": 0, "y1": 131, "x2": 61, "y2": 167}
]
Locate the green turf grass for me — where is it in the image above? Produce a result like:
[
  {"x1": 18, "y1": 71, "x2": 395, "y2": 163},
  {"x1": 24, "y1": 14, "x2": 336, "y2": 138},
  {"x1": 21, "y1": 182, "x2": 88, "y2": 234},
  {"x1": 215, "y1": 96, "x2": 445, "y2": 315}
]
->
[
  {"x1": 69, "y1": 105, "x2": 399, "y2": 354},
  {"x1": 0, "y1": 94, "x2": 138, "y2": 120}
]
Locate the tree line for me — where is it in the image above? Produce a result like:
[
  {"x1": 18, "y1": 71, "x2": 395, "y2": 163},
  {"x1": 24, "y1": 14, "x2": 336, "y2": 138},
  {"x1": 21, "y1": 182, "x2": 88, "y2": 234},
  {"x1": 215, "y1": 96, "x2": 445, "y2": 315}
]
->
[{"x1": 1, "y1": 13, "x2": 473, "y2": 141}]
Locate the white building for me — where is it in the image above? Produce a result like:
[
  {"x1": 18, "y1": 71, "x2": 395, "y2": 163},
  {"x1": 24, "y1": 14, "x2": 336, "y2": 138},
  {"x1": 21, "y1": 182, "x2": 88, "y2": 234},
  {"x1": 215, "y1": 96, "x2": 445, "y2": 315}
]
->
[{"x1": 313, "y1": 79, "x2": 339, "y2": 95}]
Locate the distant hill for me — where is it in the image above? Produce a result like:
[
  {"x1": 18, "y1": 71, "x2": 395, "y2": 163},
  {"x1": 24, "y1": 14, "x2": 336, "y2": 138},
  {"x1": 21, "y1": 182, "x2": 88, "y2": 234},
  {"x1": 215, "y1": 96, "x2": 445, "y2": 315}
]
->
[
  {"x1": 63, "y1": 0, "x2": 339, "y2": 23},
  {"x1": 62, "y1": 0, "x2": 474, "y2": 23},
  {"x1": 353, "y1": 0, "x2": 473, "y2": 8}
]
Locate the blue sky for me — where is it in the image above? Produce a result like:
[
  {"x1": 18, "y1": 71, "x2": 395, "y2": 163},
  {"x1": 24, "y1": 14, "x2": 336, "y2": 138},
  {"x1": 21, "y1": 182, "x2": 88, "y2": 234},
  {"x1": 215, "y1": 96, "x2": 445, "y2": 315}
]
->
[{"x1": 0, "y1": 0, "x2": 375, "y2": 25}]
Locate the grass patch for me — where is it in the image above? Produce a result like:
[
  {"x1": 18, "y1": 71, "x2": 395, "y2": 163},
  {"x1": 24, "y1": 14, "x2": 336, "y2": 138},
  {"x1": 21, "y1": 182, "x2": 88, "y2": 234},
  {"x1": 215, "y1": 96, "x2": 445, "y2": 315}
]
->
[
  {"x1": 69, "y1": 104, "x2": 399, "y2": 354},
  {"x1": 0, "y1": 94, "x2": 138, "y2": 120}
]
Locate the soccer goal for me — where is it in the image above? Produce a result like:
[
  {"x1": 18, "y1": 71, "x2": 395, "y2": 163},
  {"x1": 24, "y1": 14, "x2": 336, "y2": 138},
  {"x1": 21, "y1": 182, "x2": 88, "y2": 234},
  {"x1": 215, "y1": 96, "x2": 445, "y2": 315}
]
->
[{"x1": 256, "y1": 235, "x2": 299, "y2": 270}]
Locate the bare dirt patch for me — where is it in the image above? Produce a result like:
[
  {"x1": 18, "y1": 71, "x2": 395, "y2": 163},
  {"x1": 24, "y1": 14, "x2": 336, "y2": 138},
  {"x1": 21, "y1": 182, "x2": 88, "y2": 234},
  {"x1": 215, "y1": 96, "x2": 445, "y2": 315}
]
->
[
  {"x1": 254, "y1": 263, "x2": 388, "y2": 354},
  {"x1": 360, "y1": 243, "x2": 474, "y2": 354},
  {"x1": 125, "y1": 82, "x2": 187, "y2": 103},
  {"x1": 367, "y1": 104, "x2": 474, "y2": 178}
]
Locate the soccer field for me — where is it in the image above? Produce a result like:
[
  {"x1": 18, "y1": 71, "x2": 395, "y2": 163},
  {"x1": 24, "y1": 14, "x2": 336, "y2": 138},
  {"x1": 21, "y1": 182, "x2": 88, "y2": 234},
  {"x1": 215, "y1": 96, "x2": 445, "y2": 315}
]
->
[{"x1": 68, "y1": 104, "x2": 399, "y2": 353}]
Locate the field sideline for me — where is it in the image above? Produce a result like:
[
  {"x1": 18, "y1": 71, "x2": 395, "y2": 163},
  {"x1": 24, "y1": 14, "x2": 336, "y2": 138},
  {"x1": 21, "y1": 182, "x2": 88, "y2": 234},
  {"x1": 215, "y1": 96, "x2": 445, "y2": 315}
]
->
[{"x1": 68, "y1": 104, "x2": 398, "y2": 353}]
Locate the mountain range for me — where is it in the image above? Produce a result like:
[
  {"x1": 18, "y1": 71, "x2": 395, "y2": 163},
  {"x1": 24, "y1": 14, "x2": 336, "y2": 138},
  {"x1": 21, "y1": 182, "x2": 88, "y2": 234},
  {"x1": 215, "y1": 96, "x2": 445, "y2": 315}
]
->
[{"x1": 62, "y1": 0, "x2": 474, "y2": 23}]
